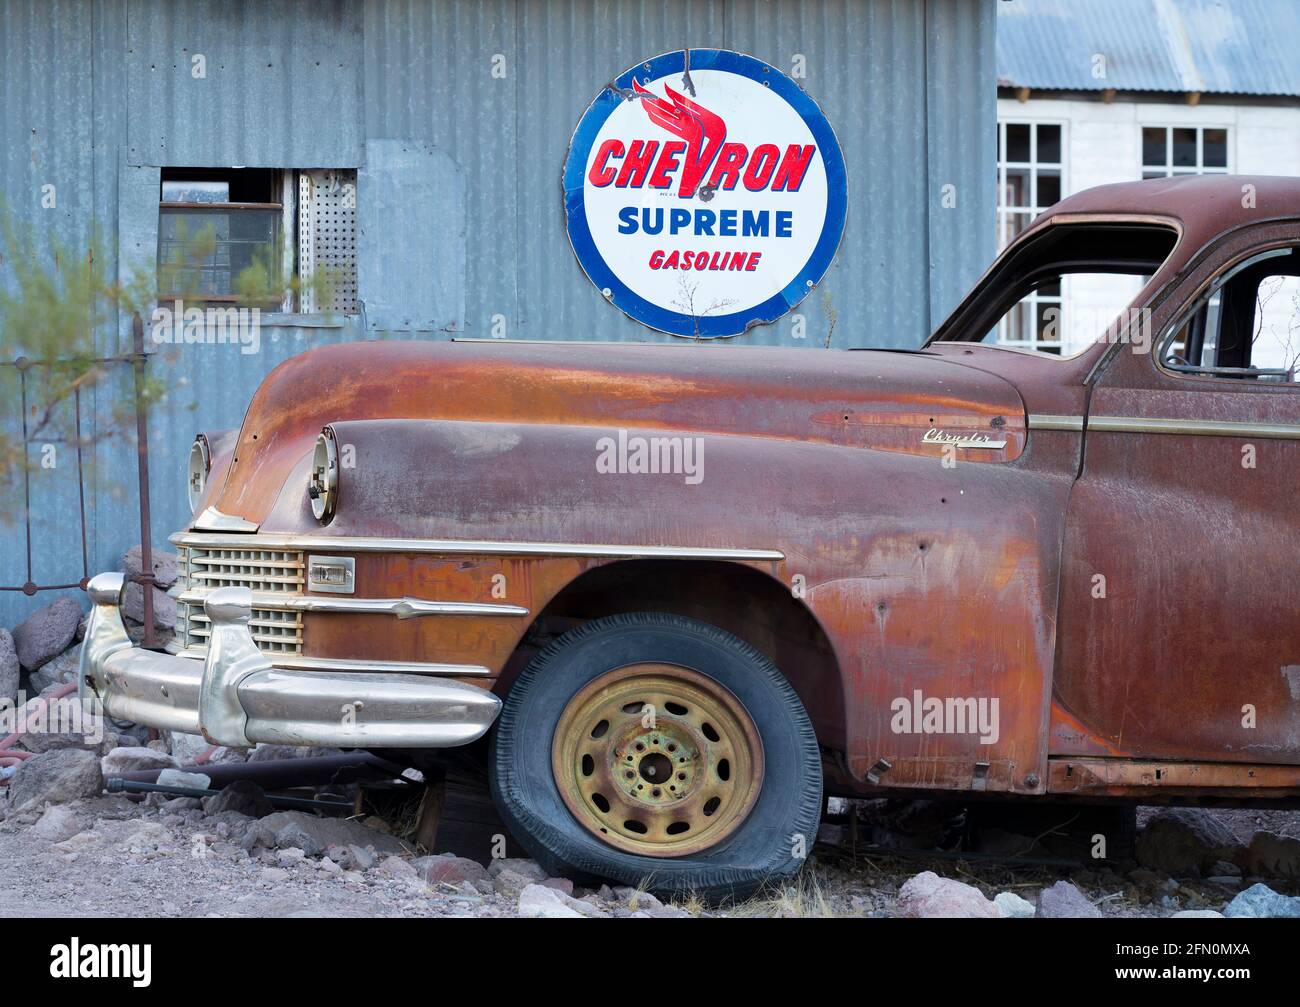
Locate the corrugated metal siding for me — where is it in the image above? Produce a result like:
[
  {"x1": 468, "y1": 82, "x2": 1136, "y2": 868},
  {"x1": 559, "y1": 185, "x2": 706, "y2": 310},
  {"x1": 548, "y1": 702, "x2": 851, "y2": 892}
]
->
[
  {"x1": 0, "y1": 0, "x2": 994, "y2": 625},
  {"x1": 997, "y1": 0, "x2": 1300, "y2": 96}
]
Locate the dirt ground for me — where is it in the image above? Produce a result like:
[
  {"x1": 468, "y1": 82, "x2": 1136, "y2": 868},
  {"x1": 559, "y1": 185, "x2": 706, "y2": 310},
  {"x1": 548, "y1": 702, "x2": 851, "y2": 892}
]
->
[{"x1": 2, "y1": 786, "x2": 1296, "y2": 918}]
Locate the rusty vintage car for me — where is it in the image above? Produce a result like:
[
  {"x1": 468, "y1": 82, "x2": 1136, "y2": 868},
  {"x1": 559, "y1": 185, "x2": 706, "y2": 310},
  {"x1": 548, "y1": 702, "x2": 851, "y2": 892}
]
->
[{"x1": 80, "y1": 175, "x2": 1300, "y2": 897}]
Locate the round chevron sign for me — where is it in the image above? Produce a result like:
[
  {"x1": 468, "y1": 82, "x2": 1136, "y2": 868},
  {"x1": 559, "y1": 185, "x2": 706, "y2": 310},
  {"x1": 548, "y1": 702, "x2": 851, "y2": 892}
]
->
[{"x1": 564, "y1": 49, "x2": 847, "y2": 338}]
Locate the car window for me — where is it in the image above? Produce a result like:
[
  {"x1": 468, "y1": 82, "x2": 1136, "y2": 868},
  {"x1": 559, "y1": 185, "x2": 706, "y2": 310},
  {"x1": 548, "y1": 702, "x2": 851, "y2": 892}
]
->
[
  {"x1": 983, "y1": 271, "x2": 1146, "y2": 357},
  {"x1": 926, "y1": 222, "x2": 1179, "y2": 357},
  {"x1": 1160, "y1": 246, "x2": 1300, "y2": 383}
]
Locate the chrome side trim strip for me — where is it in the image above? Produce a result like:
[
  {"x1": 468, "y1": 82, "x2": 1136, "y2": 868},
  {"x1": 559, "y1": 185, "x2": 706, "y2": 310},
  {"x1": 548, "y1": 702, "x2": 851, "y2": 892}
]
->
[
  {"x1": 1088, "y1": 416, "x2": 1300, "y2": 439},
  {"x1": 192, "y1": 506, "x2": 260, "y2": 532},
  {"x1": 171, "y1": 532, "x2": 785, "y2": 561},
  {"x1": 172, "y1": 647, "x2": 493, "y2": 678},
  {"x1": 177, "y1": 590, "x2": 528, "y2": 618},
  {"x1": 1027, "y1": 414, "x2": 1085, "y2": 431}
]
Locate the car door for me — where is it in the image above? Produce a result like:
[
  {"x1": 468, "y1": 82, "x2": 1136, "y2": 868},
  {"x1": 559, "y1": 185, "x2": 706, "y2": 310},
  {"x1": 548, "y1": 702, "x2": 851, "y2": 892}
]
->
[{"x1": 1054, "y1": 220, "x2": 1300, "y2": 765}]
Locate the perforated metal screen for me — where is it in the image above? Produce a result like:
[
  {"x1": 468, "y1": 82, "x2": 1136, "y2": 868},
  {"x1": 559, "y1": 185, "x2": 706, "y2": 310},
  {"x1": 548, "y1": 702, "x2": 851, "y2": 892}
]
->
[{"x1": 298, "y1": 169, "x2": 358, "y2": 313}]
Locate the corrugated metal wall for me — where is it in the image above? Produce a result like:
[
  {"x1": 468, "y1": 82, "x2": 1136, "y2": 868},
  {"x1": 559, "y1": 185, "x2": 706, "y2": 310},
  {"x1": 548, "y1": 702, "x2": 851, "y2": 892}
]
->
[{"x1": 0, "y1": 0, "x2": 994, "y2": 625}]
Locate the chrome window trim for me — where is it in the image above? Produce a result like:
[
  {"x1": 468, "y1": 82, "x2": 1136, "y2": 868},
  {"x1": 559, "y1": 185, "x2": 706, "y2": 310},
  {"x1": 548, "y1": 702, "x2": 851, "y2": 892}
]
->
[{"x1": 172, "y1": 532, "x2": 784, "y2": 561}]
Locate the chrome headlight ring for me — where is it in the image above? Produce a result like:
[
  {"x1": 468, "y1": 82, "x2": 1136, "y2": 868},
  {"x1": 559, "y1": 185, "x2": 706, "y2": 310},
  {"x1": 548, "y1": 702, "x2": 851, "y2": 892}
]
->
[
  {"x1": 307, "y1": 426, "x2": 339, "y2": 523},
  {"x1": 187, "y1": 435, "x2": 211, "y2": 514}
]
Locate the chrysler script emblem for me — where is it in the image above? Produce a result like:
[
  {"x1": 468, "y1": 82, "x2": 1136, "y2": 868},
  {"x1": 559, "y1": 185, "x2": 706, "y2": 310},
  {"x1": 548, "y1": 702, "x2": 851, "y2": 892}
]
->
[{"x1": 922, "y1": 428, "x2": 1007, "y2": 450}]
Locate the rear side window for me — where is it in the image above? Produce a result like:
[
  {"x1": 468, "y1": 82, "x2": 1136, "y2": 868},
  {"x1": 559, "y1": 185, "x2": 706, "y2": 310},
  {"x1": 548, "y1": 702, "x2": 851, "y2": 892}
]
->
[{"x1": 1160, "y1": 246, "x2": 1300, "y2": 383}]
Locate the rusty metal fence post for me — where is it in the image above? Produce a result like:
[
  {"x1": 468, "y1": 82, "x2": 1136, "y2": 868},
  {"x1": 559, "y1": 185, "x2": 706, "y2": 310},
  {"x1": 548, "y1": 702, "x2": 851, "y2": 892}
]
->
[{"x1": 130, "y1": 312, "x2": 157, "y2": 648}]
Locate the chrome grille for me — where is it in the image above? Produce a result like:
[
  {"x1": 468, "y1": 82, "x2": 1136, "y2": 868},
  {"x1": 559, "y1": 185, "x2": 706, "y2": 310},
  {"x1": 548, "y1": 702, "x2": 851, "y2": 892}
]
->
[{"x1": 176, "y1": 545, "x2": 305, "y2": 656}]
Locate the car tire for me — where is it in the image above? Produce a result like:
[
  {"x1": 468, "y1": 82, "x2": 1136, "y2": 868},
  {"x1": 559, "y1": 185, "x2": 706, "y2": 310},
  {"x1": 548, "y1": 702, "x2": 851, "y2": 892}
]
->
[{"x1": 490, "y1": 612, "x2": 822, "y2": 903}]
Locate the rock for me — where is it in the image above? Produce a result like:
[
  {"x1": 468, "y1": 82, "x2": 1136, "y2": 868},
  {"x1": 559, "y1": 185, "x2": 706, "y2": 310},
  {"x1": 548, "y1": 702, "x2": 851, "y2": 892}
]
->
[
  {"x1": 1223, "y1": 882, "x2": 1300, "y2": 918},
  {"x1": 373, "y1": 855, "x2": 418, "y2": 880},
  {"x1": 10, "y1": 687, "x2": 105, "y2": 755},
  {"x1": 155, "y1": 769, "x2": 212, "y2": 790},
  {"x1": 1172, "y1": 910, "x2": 1224, "y2": 918},
  {"x1": 255, "y1": 811, "x2": 409, "y2": 856},
  {"x1": 1136, "y1": 809, "x2": 1241, "y2": 877},
  {"x1": 6, "y1": 748, "x2": 103, "y2": 812},
  {"x1": 0, "y1": 629, "x2": 19, "y2": 703},
  {"x1": 275, "y1": 823, "x2": 324, "y2": 858},
  {"x1": 415, "y1": 854, "x2": 492, "y2": 888},
  {"x1": 1239, "y1": 831, "x2": 1300, "y2": 880},
  {"x1": 165, "y1": 732, "x2": 214, "y2": 764},
  {"x1": 489, "y1": 857, "x2": 546, "y2": 880},
  {"x1": 1037, "y1": 880, "x2": 1102, "y2": 919},
  {"x1": 12, "y1": 596, "x2": 82, "y2": 670},
  {"x1": 202, "y1": 781, "x2": 274, "y2": 819},
  {"x1": 1209, "y1": 859, "x2": 1243, "y2": 878},
  {"x1": 161, "y1": 797, "x2": 202, "y2": 812},
  {"x1": 248, "y1": 744, "x2": 311, "y2": 762},
  {"x1": 202, "y1": 746, "x2": 250, "y2": 765},
  {"x1": 27, "y1": 643, "x2": 81, "y2": 694},
  {"x1": 123, "y1": 545, "x2": 181, "y2": 590},
  {"x1": 541, "y1": 877, "x2": 575, "y2": 896},
  {"x1": 261, "y1": 867, "x2": 290, "y2": 884},
  {"x1": 517, "y1": 888, "x2": 590, "y2": 919},
  {"x1": 121, "y1": 582, "x2": 176, "y2": 630},
  {"x1": 993, "y1": 891, "x2": 1036, "y2": 918},
  {"x1": 897, "y1": 871, "x2": 1000, "y2": 919},
  {"x1": 29, "y1": 804, "x2": 83, "y2": 841},
  {"x1": 101, "y1": 746, "x2": 179, "y2": 778},
  {"x1": 240, "y1": 822, "x2": 275, "y2": 852}
]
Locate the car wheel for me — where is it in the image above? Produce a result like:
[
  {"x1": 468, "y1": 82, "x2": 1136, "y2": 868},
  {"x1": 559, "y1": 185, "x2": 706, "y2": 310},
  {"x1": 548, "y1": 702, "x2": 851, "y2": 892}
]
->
[{"x1": 490, "y1": 612, "x2": 822, "y2": 903}]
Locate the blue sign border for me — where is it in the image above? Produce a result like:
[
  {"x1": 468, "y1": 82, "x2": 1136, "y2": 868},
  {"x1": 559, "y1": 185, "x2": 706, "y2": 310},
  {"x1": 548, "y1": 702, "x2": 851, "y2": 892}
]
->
[{"x1": 563, "y1": 49, "x2": 847, "y2": 338}]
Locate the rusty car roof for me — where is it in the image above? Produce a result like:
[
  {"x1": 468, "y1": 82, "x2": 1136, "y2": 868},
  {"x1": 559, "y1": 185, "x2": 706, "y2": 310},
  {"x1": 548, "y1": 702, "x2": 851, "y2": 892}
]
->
[{"x1": 1037, "y1": 174, "x2": 1300, "y2": 244}]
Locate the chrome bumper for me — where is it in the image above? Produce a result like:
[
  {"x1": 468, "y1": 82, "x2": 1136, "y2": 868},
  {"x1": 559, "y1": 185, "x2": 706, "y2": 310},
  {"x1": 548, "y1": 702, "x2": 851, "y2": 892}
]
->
[{"x1": 78, "y1": 573, "x2": 501, "y2": 748}]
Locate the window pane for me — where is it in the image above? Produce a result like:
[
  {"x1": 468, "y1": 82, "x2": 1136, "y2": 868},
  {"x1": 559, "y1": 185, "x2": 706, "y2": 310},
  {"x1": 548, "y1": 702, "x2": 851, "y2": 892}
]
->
[
  {"x1": 158, "y1": 207, "x2": 280, "y2": 299},
  {"x1": 1172, "y1": 128, "x2": 1197, "y2": 167},
  {"x1": 1003, "y1": 167, "x2": 1031, "y2": 208},
  {"x1": 1251, "y1": 274, "x2": 1300, "y2": 376},
  {"x1": 1203, "y1": 128, "x2": 1228, "y2": 168},
  {"x1": 1006, "y1": 123, "x2": 1031, "y2": 163},
  {"x1": 1036, "y1": 171, "x2": 1061, "y2": 208},
  {"x1": 1142, "y1": 127, "x2": 1167, "y2": 167},
  {"x1": 998, "y1": 211, "x2": 1031, "y2": 248},
  {"x1": 1036, "y1": 124, "x2": 1061, "y2": 163}
]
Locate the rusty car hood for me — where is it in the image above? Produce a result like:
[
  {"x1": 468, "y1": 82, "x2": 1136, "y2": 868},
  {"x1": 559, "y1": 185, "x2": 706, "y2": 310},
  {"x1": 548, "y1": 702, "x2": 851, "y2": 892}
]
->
[{"x1": 201, "y1": 340, "x2": 1027, "y2": 528}]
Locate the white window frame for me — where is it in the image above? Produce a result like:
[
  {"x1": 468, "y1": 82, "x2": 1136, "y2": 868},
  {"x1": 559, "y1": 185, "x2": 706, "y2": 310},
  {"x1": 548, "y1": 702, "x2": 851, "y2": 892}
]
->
[
  {"x1": 996, "y1": 119, "x2": 1067, "y2": 353},
  {"x1": 1140, "y1": 124, "x2": 1232, "y2": 178}
]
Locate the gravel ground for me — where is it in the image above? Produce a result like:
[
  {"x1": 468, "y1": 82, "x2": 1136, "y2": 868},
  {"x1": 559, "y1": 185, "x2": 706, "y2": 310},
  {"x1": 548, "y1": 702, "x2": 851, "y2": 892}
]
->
[{"x1": 2, "y1": 792, "x2": 1296, "y2": 918}]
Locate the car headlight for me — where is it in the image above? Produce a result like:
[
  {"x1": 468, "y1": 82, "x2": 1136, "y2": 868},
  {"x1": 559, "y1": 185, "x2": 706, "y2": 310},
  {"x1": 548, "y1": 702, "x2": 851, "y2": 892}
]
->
[
  {"x1": 307, "y1": 427, "x2": 339, "y2": 522},
  {"x1": 187, "y1": 435, "x2": 211, "y2": 513}
]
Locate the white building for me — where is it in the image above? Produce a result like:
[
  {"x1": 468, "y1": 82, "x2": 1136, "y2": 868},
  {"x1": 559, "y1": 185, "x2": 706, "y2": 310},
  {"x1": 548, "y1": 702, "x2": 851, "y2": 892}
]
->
[{"x1": 995, "y1": 0, "x2": 1300, "y2": 361}]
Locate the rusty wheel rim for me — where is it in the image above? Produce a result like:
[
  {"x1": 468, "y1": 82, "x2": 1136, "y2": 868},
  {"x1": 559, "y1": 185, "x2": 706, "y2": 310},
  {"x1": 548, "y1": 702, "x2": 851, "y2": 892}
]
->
[{"x1": 551, "y1": 663, "x2": 765, "y2": 858}]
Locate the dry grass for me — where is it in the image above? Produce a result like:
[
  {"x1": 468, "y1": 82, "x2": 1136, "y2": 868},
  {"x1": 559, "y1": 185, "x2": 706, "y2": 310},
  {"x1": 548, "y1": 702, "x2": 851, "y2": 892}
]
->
[{"x1": 723, "y1": 867, "x2": 854, "y2": 918}]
